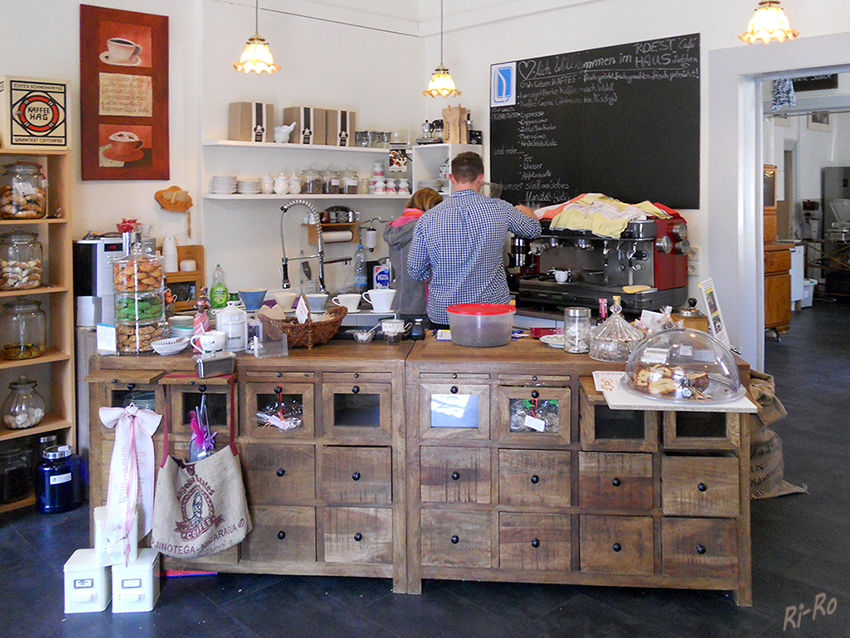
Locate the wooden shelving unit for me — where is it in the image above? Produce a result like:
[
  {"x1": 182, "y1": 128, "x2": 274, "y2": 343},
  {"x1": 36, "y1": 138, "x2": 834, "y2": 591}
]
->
[{"x1": 0, "y1": 147, "x2": 75, "y2": 512}]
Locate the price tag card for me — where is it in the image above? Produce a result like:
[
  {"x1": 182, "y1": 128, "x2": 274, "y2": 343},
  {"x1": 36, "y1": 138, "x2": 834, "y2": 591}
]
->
[
  {"x1": 592, "y1": 370, "x2": 625, "y2": 393},
  {"x1": 523, "y1": 414, "x2": 546, "y2": 432}
]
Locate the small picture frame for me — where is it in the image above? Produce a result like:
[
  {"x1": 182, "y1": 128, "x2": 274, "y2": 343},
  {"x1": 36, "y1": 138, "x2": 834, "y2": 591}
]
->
[
  {"x1": 0, "y1": 76, "x2": 70, "y2": 150},
  {"x1": 807, "y1": 112, "x2": 831, "y2": 132},
  {"x1": 698, "y1": 277, "x2": 732, "y2": 349}
]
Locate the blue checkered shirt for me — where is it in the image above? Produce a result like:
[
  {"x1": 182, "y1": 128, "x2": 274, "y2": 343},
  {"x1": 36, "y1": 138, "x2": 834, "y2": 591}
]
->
[{"x1": 407, "y1": 189, "x2": 541, "y2": 325}]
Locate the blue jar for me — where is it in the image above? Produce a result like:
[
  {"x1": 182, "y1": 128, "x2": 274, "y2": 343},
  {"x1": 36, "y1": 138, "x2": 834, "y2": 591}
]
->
[{"x1": 35, "y1": 445, "x2": 82, "y2": 514}]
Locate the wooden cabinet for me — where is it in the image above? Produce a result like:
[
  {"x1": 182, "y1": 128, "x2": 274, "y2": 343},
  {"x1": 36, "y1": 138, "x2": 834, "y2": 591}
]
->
[
  {"x1": 765, "y1": 242, "x2": 793, "y2": 335},
  {"x1": 0, "y1": 148, "x2": 75, "y2": 513}
]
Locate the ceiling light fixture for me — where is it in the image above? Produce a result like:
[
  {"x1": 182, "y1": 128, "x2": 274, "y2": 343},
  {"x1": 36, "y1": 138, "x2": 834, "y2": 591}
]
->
[
  {"x1": 233, "y1": 0, "x2": 280, "y2": 74},
  {"x1": 739, "y1": 0, "x2": 799, "y2": 44},
  {"x1": 423, "y1": 0, "x2": 460, "y2": 98}
]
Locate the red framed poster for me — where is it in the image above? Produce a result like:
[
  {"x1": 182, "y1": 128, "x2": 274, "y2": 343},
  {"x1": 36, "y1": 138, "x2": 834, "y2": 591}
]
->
[{"x1": 80, "y1": 4, "x2": 169, "y2": 180}]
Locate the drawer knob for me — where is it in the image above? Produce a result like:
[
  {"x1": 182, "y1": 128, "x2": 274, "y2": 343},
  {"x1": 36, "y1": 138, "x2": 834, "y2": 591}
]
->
[
  {"x1": 612, "y1": 477, "x2": 621, "y2": 487},
  {"x1": 198, "y1": 385, "x2": 207, "y2": 393},
  {"x1": 354, "y1": 373, "x2": 359, "y2": 379},
  {"x1": 450, "y1": 386, "x2": 458, "y2": 394},
  {"x1": 127, "y1": 383, "x2": 136, "y2": 391},
  {"x1": 530, "y1": 475, "x2": 540, "y2": 484},
  {"x1": 452, "y1": 373, "x2": 458, "y2": 379},
  {"x1": 189, "y1": 381, "x2": 196, "y2": 386},
  {"x1": 277, "y1": 530, "x2": 286, "y2": 540},
  {"x1": 531, "y1": 538, "x2": 540, "y2": 548},
  {"x1": 530, "y1": 390, "x2": 540, "y2": 399},
  {"x1": 612, "y1": 543, "x2": 622, "y2": 552},
  {"x1": 532, "y1": 376, "x2": 538, "y2": 381},
  {"x1": 352, "y1": 471, "x2": 361, "y2": 481},
  {"x1": 354, "y1": 533, "x2": 363, "y2": 542},
  {"x1": 352, "y1": 385, "x2": 360, "y2": 394},
  {"x1": 697, "y1": 482, "x2": 707, "y2": 492},
  {"x1": 275, "y1": 385, "x2": 283, "y2": 393},
  {"x1": 277, "y1": 372, "x2": 283, "y2": 377},
  {"x1": 276, "y1": 468, "x2": 286, "y2": 477},
  {"x1": 696, "y1": 544, "x2": 706, "y2": 555},
  {"x1": 450, "y1": 535, "x2": 459, "y2": 544},
  {"x1": 451, "y1": 471, "x2": 460, "y2": 481}
]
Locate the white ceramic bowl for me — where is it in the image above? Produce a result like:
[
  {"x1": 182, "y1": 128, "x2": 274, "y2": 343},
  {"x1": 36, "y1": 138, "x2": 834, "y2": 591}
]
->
[{"x1": 152, "y1": 337, "x2": 190, "y2": 356}]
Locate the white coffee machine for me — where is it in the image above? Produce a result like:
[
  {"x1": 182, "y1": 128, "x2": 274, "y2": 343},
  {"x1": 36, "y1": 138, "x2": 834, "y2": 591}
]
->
[{"x1": 73, "y1": 237, "x2": 124, "y2": 326}]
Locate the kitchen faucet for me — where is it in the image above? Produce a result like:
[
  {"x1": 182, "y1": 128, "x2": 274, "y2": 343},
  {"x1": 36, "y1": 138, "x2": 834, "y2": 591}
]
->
[{"x1": 279, "y1": 200, "x2": 351, "y2": 293}]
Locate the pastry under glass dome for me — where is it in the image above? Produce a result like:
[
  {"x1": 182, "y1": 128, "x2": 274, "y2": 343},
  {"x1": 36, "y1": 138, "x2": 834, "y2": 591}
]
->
[{"x1": 623, "y1": 328, "x2": 743, "y2": 403}]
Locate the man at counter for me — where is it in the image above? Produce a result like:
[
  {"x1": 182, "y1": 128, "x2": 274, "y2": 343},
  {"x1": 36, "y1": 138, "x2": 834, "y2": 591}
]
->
[{"x1": 407, "y1": 151, "x2": 541, "y2": 327}]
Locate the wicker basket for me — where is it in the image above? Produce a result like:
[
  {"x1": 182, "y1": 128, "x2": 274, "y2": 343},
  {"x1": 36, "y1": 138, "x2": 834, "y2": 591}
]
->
[{"x1": 259, "y1": 306, "x2": 347, "y2": 348}]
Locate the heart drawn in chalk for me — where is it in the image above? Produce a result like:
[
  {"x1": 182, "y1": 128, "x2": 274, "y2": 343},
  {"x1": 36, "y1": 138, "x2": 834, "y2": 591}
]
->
[{"x1": 517, "y1": 59, "x2": 536, "y2": 81}]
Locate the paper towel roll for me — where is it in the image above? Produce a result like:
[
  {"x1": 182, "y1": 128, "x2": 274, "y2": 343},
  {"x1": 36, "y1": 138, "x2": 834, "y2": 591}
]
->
[
  {"x1": 363, "y1": 229, "x2": 379, "y2": 250},
  {"x1": 322, "y1": 230, "x2": 354, "y2": 243}
]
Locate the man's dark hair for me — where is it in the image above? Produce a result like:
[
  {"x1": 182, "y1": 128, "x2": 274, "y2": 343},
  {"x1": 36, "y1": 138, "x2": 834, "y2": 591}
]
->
[{"x1": 451, "y1": 152, "x2": 484, "y2": 183}]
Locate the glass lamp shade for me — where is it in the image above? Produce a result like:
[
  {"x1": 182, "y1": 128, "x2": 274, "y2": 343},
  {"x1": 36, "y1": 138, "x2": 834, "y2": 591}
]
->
[
  {"x1": 739, "y1": 1, "x2": 799, "y2": 44},
  {"x1": 423, "y1": 65, "x2": 461, "y2": 98},
  {"x1": 233, "y1": 34, "x2": 281, "y2": 74}
]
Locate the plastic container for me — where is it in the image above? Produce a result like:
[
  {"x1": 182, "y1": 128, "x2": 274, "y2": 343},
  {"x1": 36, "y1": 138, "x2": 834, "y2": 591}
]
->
[
  {"x1": 0, "y1": 229, "x2": 43, "y2": 290},
  {"x1": 2, "y1": 374, "x2": 45, "y2": 430},
  {"x1": 446, "y1": 303, "x2": 516, "y2": 347},
  {"x1": 624, "y1": 328, "x2": 743, "y2": 403},
  {"x1": 564, "y1": 306, "x2": 590, "y2": 354},
  {"x1": 35, "y1": 444, "x2": 83, "y2": 513},
  {"x1": 1, "y1": 297, "x2": 46, "y2": 360},
  {"x1": 1, "y1": 160, "x2": 46, "y2": 219},
  {"x1": 210, "y1": 263, "x2": 228, "y2": 309},
  {"x1": 801, "y1": 278, "x2": 816, "y2": 308}
]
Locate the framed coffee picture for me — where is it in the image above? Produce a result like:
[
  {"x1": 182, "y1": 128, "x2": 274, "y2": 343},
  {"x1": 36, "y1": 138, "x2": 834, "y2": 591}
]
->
[{"x1": 79, "y1": 5, "x2": 169, "y2": 180}]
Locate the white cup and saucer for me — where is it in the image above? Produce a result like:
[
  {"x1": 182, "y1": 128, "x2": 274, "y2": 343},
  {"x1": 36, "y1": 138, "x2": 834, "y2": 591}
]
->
[
  {"x1": 100, "y1": 37, "x2": 143, "y2": 66},
  {"x1": 362, "y1": 289, "x2": 396, "y2": 313},
  {"x1": 332, "y1": 293, "x2": 362, "y2": 313},
  {"x1": 104, "y1": 131, "x2": 144, "y2": 162}
]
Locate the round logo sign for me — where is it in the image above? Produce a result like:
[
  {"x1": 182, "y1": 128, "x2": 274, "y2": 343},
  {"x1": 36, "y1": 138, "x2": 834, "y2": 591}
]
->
[{"x1": 13, "y1": 92, "x2": 64, "y2": 134}]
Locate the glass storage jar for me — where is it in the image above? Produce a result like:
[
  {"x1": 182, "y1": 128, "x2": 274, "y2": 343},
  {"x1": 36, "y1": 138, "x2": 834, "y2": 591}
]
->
[
  {"x1": 0, "y1": 229, "x2": 43, "y2": 290},
  {"x1": 1, "y1": 160, "x2": 46, "y2": 220},
  {"x1": 342, "y1": 167, "x2": 359, "y2": 194},
  {"x1": 0, "y1": 443, "x2": 31, "y2": 505},
  {"x1": 35, "y1": 444, "x2": 83, "y2": 513},
  {"x1": 322, "y1": 168, "x2": 341, "y2": 194},
  {"x1": 1, "y1": 298, "x2": 46, "y2": 360},
  {"x1": 564, "y1": 306, "x2": 590, "y2": 353},
  {"x1": 588, "y1": 296, "x2": 645, "y2": 362},
  {"x1": 112, "y1": 244, "x2": 164, "y2": 292},
  {"x1": 2, "y1": 374, "x2": 46, "y2": 430},
  {"x1": 301, "y1": 167, "x2": 322, "y2": 194},
  {"x1": 116, "y1": 321, "x2": 166, "y2": 354}
]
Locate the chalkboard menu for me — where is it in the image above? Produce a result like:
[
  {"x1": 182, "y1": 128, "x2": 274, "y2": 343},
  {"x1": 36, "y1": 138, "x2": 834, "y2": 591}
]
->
[{"x1": 490, "y1": 34, "x2": 700, "y2": 209}]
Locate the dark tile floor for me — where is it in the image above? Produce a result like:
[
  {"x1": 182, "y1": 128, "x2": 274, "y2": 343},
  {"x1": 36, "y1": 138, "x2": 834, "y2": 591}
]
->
[{"x1": 2, "y1": 299, "x2": 848, "y2": 638}]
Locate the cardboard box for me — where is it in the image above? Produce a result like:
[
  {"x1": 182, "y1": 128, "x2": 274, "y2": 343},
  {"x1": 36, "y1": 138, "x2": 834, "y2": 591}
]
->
[
  {"x1": 1, "y1": 76, "x2": 70, "y2": 149},
  {"x1": 326, "y1": 110, "x2": 357, "y2": 147},
  {"x1": 228, "y1": 102, "x2": 275, "y2": 143},
  {"x1": 283, "y1": 106, "x2": 327, "y2": 145}
]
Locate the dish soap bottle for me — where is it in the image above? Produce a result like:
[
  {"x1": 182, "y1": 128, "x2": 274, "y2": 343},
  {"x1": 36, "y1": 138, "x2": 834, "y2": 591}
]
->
[
  {"x1": 210, "y1": 264, "x2": 228, "y2": 309},
  {"x1": 353, "y1": 244, "x2": 367, "y2": 293}
]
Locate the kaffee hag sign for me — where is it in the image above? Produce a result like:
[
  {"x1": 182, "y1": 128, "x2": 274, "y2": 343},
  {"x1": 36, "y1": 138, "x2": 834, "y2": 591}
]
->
[{"x1": 0, "y1": 76, "x2": 69, "y2": 150}]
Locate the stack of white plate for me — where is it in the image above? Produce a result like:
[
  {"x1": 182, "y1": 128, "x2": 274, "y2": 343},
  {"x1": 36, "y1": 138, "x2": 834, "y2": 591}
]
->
[
  {"x1": 237, "y1": 179, "x2": 261, "y2": 194},
  {"x1": 170, "y1": 325, "x2": 194, "y2": 340},
  {"x1": 211, "y1": 175, "x2": 237, "y2": 194},
  {"x1": 168, "y1": 315, "x2": 194, "y2": 340}
]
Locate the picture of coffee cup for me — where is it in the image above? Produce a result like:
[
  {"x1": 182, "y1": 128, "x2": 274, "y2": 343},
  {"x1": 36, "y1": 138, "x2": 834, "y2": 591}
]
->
[
  {"x1": 107, "y1": 37, "x2": 142, "y2": 63},
  {"x1": 108, "y1": 131, "x2": 144, "y2": 157},
  {"x1": 362, "y1": 289, "x2": 396, "y2": 313}
]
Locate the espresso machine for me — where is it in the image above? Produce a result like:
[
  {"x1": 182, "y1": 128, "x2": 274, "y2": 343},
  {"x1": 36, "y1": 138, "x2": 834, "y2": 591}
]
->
[{"x1": 513, "y1": 218, "x2": 689, "y2": 316}]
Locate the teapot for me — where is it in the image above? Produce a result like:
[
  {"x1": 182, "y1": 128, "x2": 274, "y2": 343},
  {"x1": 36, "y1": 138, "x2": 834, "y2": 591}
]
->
[{"x1": 274, "y1": 122, "x2": 297, "y2": 143}]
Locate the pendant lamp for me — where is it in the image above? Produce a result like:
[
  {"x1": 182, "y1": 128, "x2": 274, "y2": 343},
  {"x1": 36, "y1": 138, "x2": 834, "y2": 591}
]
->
[
  {"x1": 423, "y1": 0, "x2": 460, "y2": 98},
  {"x1": 233, "y1": 0, "x2": 281, "y2": 74},
  {"x1": 739, "y1": 0, "x2": 799, "y2": 44}
]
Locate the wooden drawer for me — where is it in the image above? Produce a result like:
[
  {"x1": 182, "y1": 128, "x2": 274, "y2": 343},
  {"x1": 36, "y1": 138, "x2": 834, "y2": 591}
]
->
[
  {"x1": 321, "y1": 382, "x2": 392, "y2": 439},
  {"x1": 323, "y1": 506, "x2": 393, "y2": 564},
  {"x1": 240, "y1": 506, "x2": 316, "y2": 563},
  {"x1": 663, "y1": 411, "x2": 740, "y2": 450},
  {"x1": 242, "y1": 381, "x2": 315, "y2": 439},
  {"x1": 498, "y1": 449, "x2": 570, "y2": 508},
  {"x1": 239, "y1": 444, "x2": 316, "y2": 504},
  {"x1": 323, "y1": 371, "x2": 392, "y2": 383},
  {"x1": 580, "y1": 515, "x2": 653, "y2": 575},
  {"x1": 662, "y1": 517, "x2": 738, "y2": 578},
  {"x1": 421, "y1": 446, "x2": 491, "y2": 504},
  {"x1": 419, "y1": 382, "x2": 491, "y2": 440},
  {"x1": 579, "y1": 452, "x2": 653, "y2": 511},
  {"x1": 764, "y1": 246, "x2": 791, "y2": 274},
  {"x1": 496, "y1": 385, "x2": 571, "y2": 443},
  {"x1": 319, "y1": 446, "x2": 392, "y2": 503},
  {"x1": 579, "y1": 378, "x2": 657, "y2": 452},
  {"x1": 499, "y1": 512, "x2": 571, "y2": 571},
  {"x1": 421, "y1": 509, "x2": 492, "y2": 568},
  {"x1": 661, "y1": 456, "x2": 739, "y2": 517}
]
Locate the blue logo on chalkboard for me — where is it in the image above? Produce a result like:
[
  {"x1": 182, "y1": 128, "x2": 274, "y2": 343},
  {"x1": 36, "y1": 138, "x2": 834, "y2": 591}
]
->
[{"x1": 491, "y1": 63, "x2": 516, "y2": 107}]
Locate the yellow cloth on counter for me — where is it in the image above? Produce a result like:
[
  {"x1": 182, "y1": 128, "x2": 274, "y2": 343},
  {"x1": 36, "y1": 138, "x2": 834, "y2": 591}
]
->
[{"x1": 546, "y1": 194, "x2": 672, "y2": 238}]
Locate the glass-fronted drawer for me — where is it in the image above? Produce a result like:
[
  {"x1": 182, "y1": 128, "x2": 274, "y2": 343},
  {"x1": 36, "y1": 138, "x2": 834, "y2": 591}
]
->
[
  {"x1": 160, "y1": 374, "x2": 235, "y2": 455},
  {"x1": 243, "y1": 381, "x2": 315, "y2": 439},
  {"x1": 321, "y1": 382, "x2": 391, "y2": 439},
  {"x1": 85, "y1": 369, "x2": 165, "y2": 413},
  {"x1": 496, "y1": 386, "x2": 571, "y2": 443},
  {"x1": 578, "y1": 452, "x2": 653, "y2": 511},
  {"x1": 421, "y1": 509, "x2": 492, "y2": 568},
  {"x1": 579, "y1": 378, "x2": 658, "y2": 452},
  {"x1": 663, "y1": 411, "x2": 740, "y2": 451},
  {"x1": 661, "y1": 517, "x2": 738, "y2": 578},
  {"x1": 661, "y1": 456, "x2": 739, "y2": 517},
  {"x1": 498, "y1": 449, "x2": 571, "y2": 508},
  {"x1": 420, "y1": 446, "x2": 491, "y2": 504},
  {"x1": 240, "y1": 505, "x2": 316, "y2": 564},
  {"x1": 323, "y1": 506, "x2": 393, "y2": 564},
  {"x1": 319, "y1": 446, "x2": 392, "y2": 504},
  {"x1": 419, "y1": 382, "x2": 490, "y2": 440},
  {"x1": 580, "y1": 514, "x2": 653, "y2": 575},
  {"x1": 239, "y1": 443, "x2": 316, "y2": 504},
  {"x1": 499, "y1": 512, "x2": 571, "y2": 571}
]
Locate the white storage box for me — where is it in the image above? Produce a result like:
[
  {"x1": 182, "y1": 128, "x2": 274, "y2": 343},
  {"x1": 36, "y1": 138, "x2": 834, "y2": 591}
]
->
[
  {"x1": 93, "y1": 505, "x2": 139, "y2": 567},
  {"x1": 111, "y1": 549, "x2": 161, "y2": 613},
  {"x1": 801, "y1": 278, "x2": 816, "y2": 308},
  {"x1": 64, "y1": 549, "x2": 111, "y2": 613}
]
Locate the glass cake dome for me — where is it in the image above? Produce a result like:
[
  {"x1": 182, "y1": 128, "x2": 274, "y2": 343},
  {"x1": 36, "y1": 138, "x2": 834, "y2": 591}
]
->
[{"x1": 623, "y1": 328, "x2": 743, "y2": 403}]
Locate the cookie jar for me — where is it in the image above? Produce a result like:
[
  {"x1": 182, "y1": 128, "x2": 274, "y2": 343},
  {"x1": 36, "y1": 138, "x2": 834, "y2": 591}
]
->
[{"x1": 0, "y1": 229, "x2": 44, "y2": 290}]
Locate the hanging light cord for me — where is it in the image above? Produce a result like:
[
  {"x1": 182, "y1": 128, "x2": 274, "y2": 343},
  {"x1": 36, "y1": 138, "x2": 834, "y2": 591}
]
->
[
  {"x1": 439, "y1": 0, "x2": 444, "y2": 66},
  {"x1": 254, "y1": 0, "x2": 259, "y2": 35}
]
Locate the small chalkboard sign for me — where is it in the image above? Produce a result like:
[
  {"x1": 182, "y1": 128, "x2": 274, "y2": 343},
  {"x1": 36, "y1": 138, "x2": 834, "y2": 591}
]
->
[{"x1": 490, "y1": 34, "x2": 700, "y2": 209}]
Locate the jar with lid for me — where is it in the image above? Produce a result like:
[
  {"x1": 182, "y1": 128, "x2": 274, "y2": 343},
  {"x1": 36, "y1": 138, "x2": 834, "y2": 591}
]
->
[
  {"x1": 322, "y1": 168, "x2": 341, "y2": 194},
  {"x1": 397, "y1": 178, "x2": 411, "y2": 196},
  {"x1": 342, "y1": 167, "x2": 359, "y2": 195},
  {"x1": 564, "y1": 307, "x2": 591, "y2": 354},
  {"x1": 288, "y1": 173, "x2": 302, "y2": 195},
  {"x1": 0, "y1": 229, "x2": 43, "y2": 290},
  {"x1": 1, "y1": 160, "x2": 46, "y2": 220},
  {"x1": 2, "y1": 374, "x2": 45, "y2": 430},
  {"x1": 1, "y1": 298, "x2": 46, "y2": 360},
  {"x1": 301, "y1": 167, "x2": 322, "y2": 194},
  {"x1": 112, "y1": 244, "x2": 164, "y2": 293},
  {"x1": 0, "y1": 443, "x2": 31, "y2": 505},
  {"x1": 35, "y1": 444, "x2": 83, "y2": 513},
  {"x1": 588, "y1": 296, "x2": 645, "y2": 362}
]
